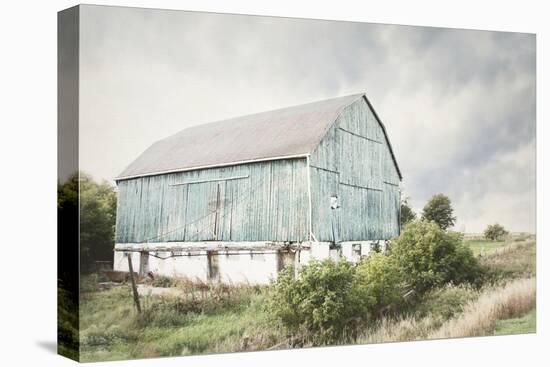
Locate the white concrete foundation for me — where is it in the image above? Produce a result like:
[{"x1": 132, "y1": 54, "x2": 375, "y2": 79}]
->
[{"x1": 113, "y1": 240, "x2": 388, "y2": 284}]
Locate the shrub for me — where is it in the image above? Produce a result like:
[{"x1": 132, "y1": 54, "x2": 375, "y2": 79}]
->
[
  {"x1": 146, "y1": 274, "x2": 177, "y2": 288},
  {"x1": 354, "y1": 253, "x2": 403, "y2": 316},
  {"x1": 390, "y1": 220, "x2": 483, "y2": 295},
  {"x1": 450, "y1": 242, "x2": 485, "y2": 287},
  {"x1": 416, "y1": 284, "x2": 479, "y2": 321},
  {"x1": 484, "y1": 223, "x2": 509, "y2": 241},
  {"x1": 266, "y1": 259, "x2": 360, "y2": 343},
  {"x1": 369, "y1": 240, "x2": 383, "y2": 253}
]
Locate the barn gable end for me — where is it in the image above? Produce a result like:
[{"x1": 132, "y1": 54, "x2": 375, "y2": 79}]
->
[{"x1": 309, "y1": 96, "x2": 401, "y2": 242}]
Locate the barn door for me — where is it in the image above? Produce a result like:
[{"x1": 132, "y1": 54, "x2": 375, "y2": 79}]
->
[
  {"x1": 202, "y1": 182, "x2": 226, "y2": 241},
  {"x1": 185, "y1": 181, "x2": 226, "y2": 241}
]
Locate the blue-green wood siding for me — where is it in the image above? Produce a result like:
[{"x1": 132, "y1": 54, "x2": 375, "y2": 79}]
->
[
  {"x1": 115, "y1": 159, "x2": 309, "y2": 243},
  {"x1": 310, "y1": 98, "x2": 400, "y2": 241}
]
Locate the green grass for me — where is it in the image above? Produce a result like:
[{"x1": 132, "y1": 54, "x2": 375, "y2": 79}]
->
[
  {"x1": 494, "y1": 308, "x2": 536, "y2": 335},
  {"x1": 79, "y1": 283, "x2": 283, "y2": 361},
  {"x1": 465, "y1": 239, "x2": 508, "y2": 256}
]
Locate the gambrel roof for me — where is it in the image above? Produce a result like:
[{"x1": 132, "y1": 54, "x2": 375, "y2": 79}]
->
[{"x1": 116, "y1": 93, "x2": 402, "y2": 180}]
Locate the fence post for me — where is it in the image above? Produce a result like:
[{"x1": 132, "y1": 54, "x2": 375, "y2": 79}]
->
[{"x1": 127, "y1": 253, "x2": 141, "y2": 314}]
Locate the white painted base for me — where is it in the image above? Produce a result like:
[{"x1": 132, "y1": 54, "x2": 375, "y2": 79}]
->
[{"x1": 113, "y1": 240, "x2": 387, "y2": 284}]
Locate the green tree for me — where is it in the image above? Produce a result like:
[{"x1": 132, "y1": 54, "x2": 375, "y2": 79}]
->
[
  {"x1": 484, "y1": 223, "x2": 508, "y2": 241},
  {"x1": 421, "y1": 193, "x2": 457, "y2": 230},
  {"x1": 400, "y1": 197, "x2": 416, "y2": 229},
  {"x1": 390, "y1": 220, "x2": 482, "y2": 295},
  {"x1": 58, "y1": 172, "x2": 117, "y2": 273},
  {"x1": 57, "y1": 173, "x2": 80, "y2": 357}
]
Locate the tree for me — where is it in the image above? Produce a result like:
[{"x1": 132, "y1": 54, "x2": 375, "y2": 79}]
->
[
  {"x1": 400, "y1": 197, "x2": 416, "y2": 229},
  {"x1": 421, "y1": 194, "x2": 456, "y2": 230},
  {"x1": 484, "y1": 223, "x2": 508, "y2": 241},
  {"x1": 58, "y1": 172, "x2": 117, "y2": 273},
  {"x1": 58, "y1": 173, "x2": 80, "y2": 292}
]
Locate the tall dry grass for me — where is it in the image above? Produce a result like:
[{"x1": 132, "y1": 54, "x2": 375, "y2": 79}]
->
[
  {"x1": 428, "y1": 277, "x2": 535, "y2": 339},
  {"x1": 358, "y1": 277, "x2": 535, "y2": 344},
  {"x1": 480, "y1": 240, "x2": 535, "y2": 262},
  {"x1": 358, "y1": 315, "x2": 437, "y2": 344}
]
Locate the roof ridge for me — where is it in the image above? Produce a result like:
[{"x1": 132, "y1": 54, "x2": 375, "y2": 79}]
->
[{"x1": 170, "y1": 92, "x2": 366, "y2": 137}]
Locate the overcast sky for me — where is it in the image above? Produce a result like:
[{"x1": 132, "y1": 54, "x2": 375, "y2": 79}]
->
[{"x1": 76, "y1": 5, "x2": 536, "y2": 233}]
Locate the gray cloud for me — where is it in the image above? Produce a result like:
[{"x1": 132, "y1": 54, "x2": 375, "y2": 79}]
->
[{"x1": 76, "y1": 5, "x2": 536, "y2": 233}]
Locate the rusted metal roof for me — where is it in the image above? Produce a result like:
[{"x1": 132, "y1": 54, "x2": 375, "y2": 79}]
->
[{"x1": 116, "y1": 93, "x2": 401, "y2": 180}]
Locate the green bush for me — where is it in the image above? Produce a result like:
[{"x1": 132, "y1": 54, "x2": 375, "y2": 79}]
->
[
  {"x1": 415, "y1": 284, "x2": 479, "y2": 321},
  {"x1": 146, "y1": 274, "x2": 177, "y2": 288},
  {"x1": 390, "y1": 220, "x2": 483, "y2": 295},
  {"x1": 266, "y1": 259, "x2": 360, "y2": 343},
  {"x1": 266, "y1": 220, "x2": 486, "y2": 344},
  {"x1": 354, "y1": 253, "x2": 403, "y2": 316}
]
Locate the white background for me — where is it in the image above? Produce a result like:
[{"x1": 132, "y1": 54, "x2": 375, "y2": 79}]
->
[{"x1": 0, "y1": 0, "x2": 547, "y2": 366}]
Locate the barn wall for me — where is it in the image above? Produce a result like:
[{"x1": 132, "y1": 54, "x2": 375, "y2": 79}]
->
[
  {"x1": 115, "y1": 158, "x2": 309, "y2": 243},
  {"x1": 309, "y1": 98, "x2": 400, "y2": 242}
]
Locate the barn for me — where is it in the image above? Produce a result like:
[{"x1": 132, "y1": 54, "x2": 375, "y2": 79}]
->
[{"x1": 113, "y1": 93, "x2": 402, "y2": 283}]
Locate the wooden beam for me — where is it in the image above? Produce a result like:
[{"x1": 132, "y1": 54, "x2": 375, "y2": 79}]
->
[
  {"x1": 169, "y1": 174, "x2": 249, "y2": 186},
  {"x1": 338, "y1": 126, "x2": 382, "y2": 144},
  {"x1": 115, "y1": 241, "x2": 313, "y2": 253}
]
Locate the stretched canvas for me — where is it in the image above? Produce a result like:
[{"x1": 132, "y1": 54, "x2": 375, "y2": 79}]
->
[{"x1": 58, "y1": 4, "x2": 536, "y2": 362}]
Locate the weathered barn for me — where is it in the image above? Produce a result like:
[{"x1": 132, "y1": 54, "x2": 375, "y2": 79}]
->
[{"x1": 114, "y1": 93, "x2": 402, "y2": 283}]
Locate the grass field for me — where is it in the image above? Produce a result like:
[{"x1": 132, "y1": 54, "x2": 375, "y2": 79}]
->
[
  {"x1": 79, "y1": 282, "x2": 284, "y2": 361},
  {"x1": 494, "y1": 308, "x2": 536, "y2": 335},
  {"x1": 78, "y1": 236, "x2": 536, "y2": 361},
  {"x1": 464, "y1": 233, "x2": 534, "y2": 256},
  {"x1": 465, "y1": 240, "x2": 508, "y2": 256}
]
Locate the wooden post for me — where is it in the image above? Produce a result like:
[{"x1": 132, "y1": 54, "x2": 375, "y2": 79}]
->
[
  {"x1": 294, "y1": 249, "x2": 301, "y2": 279},
  {"x1": 127, "y1": 254, "x2": 141, "y2": 314}
]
